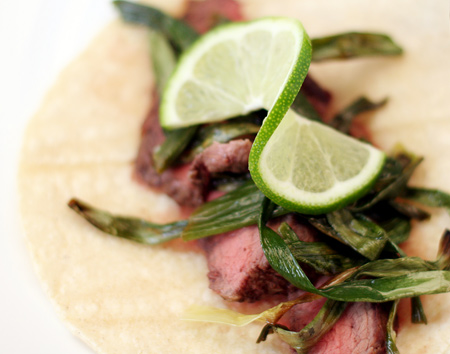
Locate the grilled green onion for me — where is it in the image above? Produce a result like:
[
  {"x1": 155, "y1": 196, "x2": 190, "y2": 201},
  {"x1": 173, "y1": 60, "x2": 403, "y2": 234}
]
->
[
  {"x1": 68, "y1": 199, "x2": 185, "y2": 245},
  {"x1": 267, "y1": 300, "x2": 347, "y2": 354},
  {"x1": 183, "y1": 181, "x2": 289, "y2": 241},
  {"x1": 404, "y1": 188, "x2": 450, "y2": 216},
  {"x1": 326, "y1": 210, "x2": 387, "y2": 260},
  {"x1": 114, "y1": 0, "x2": 198, "y2": 51},
  {"x1": 311, "y1": 32, "x2": 403, "y2": 62},
  {"x1": 279, "y1": 222, "x2": 364, "y2": 275},
  {"x1": 330, "y1": 97, "x2": 387, "y2": 134},
  {"x1": 386, "y1": 300, "x2": 400, "y2": 354}
]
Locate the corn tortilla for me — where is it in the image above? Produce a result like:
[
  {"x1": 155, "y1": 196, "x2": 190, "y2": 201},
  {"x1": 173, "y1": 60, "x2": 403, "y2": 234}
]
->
[{"x1": 19, "y1": 0, "x2": 450, "y2": 353}]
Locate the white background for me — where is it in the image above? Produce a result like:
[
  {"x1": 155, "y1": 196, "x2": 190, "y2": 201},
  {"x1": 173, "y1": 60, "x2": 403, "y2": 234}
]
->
[{"x1": 0, "y1": 1, "x2": 115, "y2": 352}]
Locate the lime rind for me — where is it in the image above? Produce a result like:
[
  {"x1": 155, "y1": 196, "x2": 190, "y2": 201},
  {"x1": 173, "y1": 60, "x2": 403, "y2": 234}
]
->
[
  {"x1": 160, "y1": 17, "x2": 311, "y2": 129},
  {"x1": 248, "y1": 30, "x2": 311, "y2": 158}
]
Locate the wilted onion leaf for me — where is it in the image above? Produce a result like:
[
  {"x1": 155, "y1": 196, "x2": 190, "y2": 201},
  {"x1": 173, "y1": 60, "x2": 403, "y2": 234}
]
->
[
  {"x1": 326, "y1": 210, "x2": 387, "y2": 260},
  {"x1": 182, "y1": 181, "x2": 288, "y2": 241},
  {"x1": 68, "y1": 198, "x2": 186, "y2": 245},
  {"x1": 404, "y1": 188, "x2": 450, "y2": 216},
  {"x1": 311, "y1": 32, "x2": 403, "y2": 62},
  {"x1": 386, "y1": 300, "x2": 400, "y2": 354},
  {"x1": 266, "y1": 300, "x2": 347, "y2": 354},
  {"x1": 330, "y1": 96, "x2": 387, "y2": 134},
  {"x1": 279, "y1": 222, "x2": 365, "y2": 275},
  {"x1": 114, "y1": 0, "x2": 198, "y2": 51}
]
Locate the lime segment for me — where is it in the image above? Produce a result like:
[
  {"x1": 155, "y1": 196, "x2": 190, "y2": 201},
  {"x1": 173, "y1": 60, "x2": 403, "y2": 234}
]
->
[
  {"x1": 250, "y1": 110, "x2": 386, "y2": 214},
  {"x1": 160, "y1": 18, "x2": 311, "y2": 128}
]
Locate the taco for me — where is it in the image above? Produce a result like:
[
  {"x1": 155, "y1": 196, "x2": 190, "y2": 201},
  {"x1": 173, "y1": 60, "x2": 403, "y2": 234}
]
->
[{"x1": 18, "y1": 0, "x2": 450, "y2": 353}]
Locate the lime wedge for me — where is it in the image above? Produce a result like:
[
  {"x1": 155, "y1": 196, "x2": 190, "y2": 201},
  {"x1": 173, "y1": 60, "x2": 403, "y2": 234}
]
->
[
  {"x1": 160, "y1": 17, "x2": 311, "y2": 128},
  {"x1": 249, "y1": 110, "x2": 386, "y2": 214},
  {"x1": 160, "y1": 17, "x2": 385, "y2": 214}
]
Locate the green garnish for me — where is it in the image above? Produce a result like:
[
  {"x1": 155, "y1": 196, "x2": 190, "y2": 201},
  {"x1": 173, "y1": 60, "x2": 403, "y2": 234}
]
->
[
  {"x1": 386, "y1": 300, "x2": 400, "y2": 354},
  {"x1": 148, "y1": 23, "x2": 199, "y2": 173},
  {"x1": 351, "y1": 149, "x2": 423, "y2": 212},
  {"x1": 389, "y1": 199, "x2": 430, "y2": 220},
  {"x1": 150, "y1": 31, "x2": 178, "y2": 95},
  {"x1": 290, "y1": 92, "x2": 323, "y2": 122},
  {"x1": 311, "y1": 32, "x2": 403, "y2": 61},
  {"x1": 114, "y1": 0, "x2": 198, "y2": 51},
  {"x1": 378, "y1": 216, "x2": 411, "y2": 245},
  {"x1": 404, "y1": 188, "x2": 450, "y2": 216},
  {"x1": 279, "y1": 222, "x2": 365, "y2": 275},
  {"x1": 259, "y1": 197, "x2": 450, "y2": 298},
  {"x1": 410, "y1": 296, "x2": 427, "y2": 324},
  {"x1": 182, "y1": 181, "x2": 288, "y2": 241},
  {"x1": 260, "y1": 300, "x2": 347, "y2": 354},
  {"x1": 436, "y1": 229, "x2": 450, "y2": 270},
  {"x1": 68, "y1": 182, "x2": 288, "y2": 244},
  {"x1": 183, "y1": 291, "x2": 320, "y2": 327},
  {"x1": 330, "y1": 96, "x2": 388, "y2": 134},
  {"x1": 152, "y1": 126, "x2": 198, "y2": 173},
  {"x1": 68, "y1": 198, "x2": 185, "y2": 245},
  {"x1": 326, "y1": 210, "x2": 387, "y2": 260}
]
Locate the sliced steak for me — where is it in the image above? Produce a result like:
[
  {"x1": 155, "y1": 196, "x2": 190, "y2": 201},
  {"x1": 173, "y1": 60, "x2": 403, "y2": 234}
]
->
[
  {"x1": 134, "y1": 97, "x2": 252, "y2": 206},
  {"x1": 189, "y1": 139, "x2": 252, "y2": 189},
  {"x1": 192, "y1": 139, "x2": 251, "y2": 174},
  {"x1": 134, "y1": 93, "x2": 208, "y2": 207},
  {"x1": 288, "y1": 299, "x2": 388, "y2": 354},
  {"x1": 200, "y1": 214, "x2": 319, "y2": 302},
  {"x1": 134, "y1": 93, "x2": 164, "y2": 186},
  {"x1": 183, "y1": 0, "x2": 243, "y2": 34}
]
